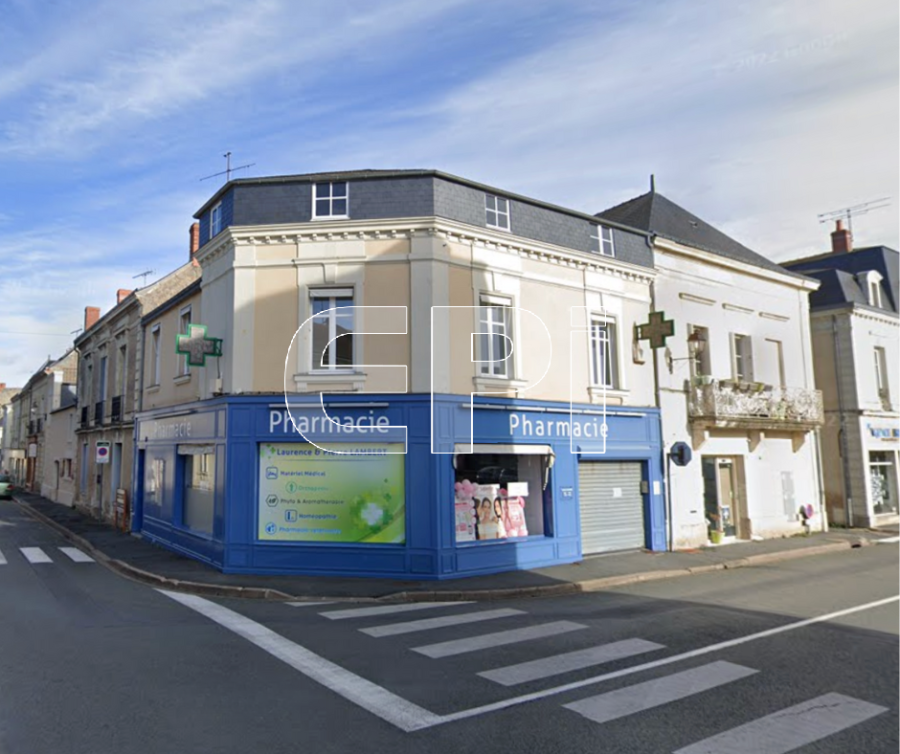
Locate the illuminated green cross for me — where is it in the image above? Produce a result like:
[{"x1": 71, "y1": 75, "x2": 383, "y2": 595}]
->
[
  {"x1": 176, "y1": 324, "x2": 223, "y2": 367},
  {"x1": 637, "y1": 311, "x2": 675, "y2": 349}
]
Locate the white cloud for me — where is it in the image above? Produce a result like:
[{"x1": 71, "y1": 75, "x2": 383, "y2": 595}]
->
[
  {"x1": 0, "y1": 0, "x2": 479, "y2": 156},
  {"x1": 308, "y1": 0, "x2": 898, "y2": 257}
]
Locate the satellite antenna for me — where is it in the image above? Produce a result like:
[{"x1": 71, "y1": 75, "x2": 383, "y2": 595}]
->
[
  {"x1": 200, "y1": 151, "x2": 255, "y2": 183},
  {"x1": 133, "y1": 269, "x2": 155, "y2": 286},
  {"x1": 818, "y1": 197, "x2": 891, "y2": 236}
]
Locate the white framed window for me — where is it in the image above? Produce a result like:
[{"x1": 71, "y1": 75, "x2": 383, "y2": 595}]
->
[
  {"x1": 99, "y1": 352, "x2": 108, "y2": 402},
  {"x1": 485, "y1": 194, "x2": 510, "y2": 231},
  {"x1": 210, "y1": 202, "x2": 223, "y2": 238},
  {"x1": 590, "y1": 224, "x2": 615, "y2": 256},
  {"x1": 178, "y1": 306, "x2": 192, "y2": 376},
  {"x1": 689, "y1": 324, "x2": 711, "y2": 377},
  {"x1": 590, "y1": 316, "x2": 619, "y2": 388},
  {"x1": 310, "y1": 289, "x2": 354, "y2": 370},
  {"x1": 151, "y1": 324, "x2": 161, "y2": 386},
  {"x1": 115, "y1": 342, "x2": 127, "y2": 396},
  {"x1": 312, "y1": 182, "x2": 349, "y2": 219},
  {"x1": 766, "y1": 338, "x2": 785, "y2": 388},
  {"x1": 869, "y1": 279, "x2": 883, "y2": 308},
  {"x1": 478, "y1": 294, "x2": 513, "y2": 377},
  {"x1": 730, "y1": 333, "x2": 753, "y2": 381},
  {"x1": 874, "y1": 346, "x2": 889, "y2": 401}
]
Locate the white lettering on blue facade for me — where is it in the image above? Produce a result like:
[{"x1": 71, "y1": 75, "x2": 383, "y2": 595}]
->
[
  {"x1": 269, "y1": 410, "x2": 390, "y2": 435},
  {"x1": 508, "y1": 412, "x2": 608, "y2": 439}
]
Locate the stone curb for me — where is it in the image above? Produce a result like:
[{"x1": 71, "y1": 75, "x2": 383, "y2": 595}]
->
[{"x1": 12, "y1": 497, "x2": 869, "y2": 603}]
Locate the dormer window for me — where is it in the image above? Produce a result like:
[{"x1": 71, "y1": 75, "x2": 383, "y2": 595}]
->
[
  {"x1": 590, "y1": 224, "x2": 615, "y2": 256},
  {"x1": 313, "y1": 182, "x2": 349, "y2": 219},
  {"x1": 485, "y1": 194, "x2": 510, "y2": 231},
  {"x1": 866, "y1": 272, "x2": 884, "y2": 308},
  {"x1": 210, "y1": 202, "x2": 223, "y2": 238}
]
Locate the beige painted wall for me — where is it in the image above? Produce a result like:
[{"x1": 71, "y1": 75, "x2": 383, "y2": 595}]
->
[
  {"x1": 143, "y1": 289, "x2": 203, "y2": 410},
  {"x1": 209, "y1": 226, "x2": 655, "y2": 407}
]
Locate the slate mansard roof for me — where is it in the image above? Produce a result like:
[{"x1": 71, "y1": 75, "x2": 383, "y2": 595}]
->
[
  {"x1": 782, "y1": 246, "x2": 900, "y2": 315},
  {"x1": 192, "y1": 169, "x2": 656, "y2": 271},
  {"x1": 596, "y1": 189, "x2": 812, "y2": 281}
]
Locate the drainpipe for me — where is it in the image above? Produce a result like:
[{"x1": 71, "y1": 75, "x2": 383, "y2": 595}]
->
[
  {"x1": 645, "y1": 233, "x2": 673, "y2": 550},
  {"x1": 831, "y1": 315, "x2": 853, "y2": 526}
]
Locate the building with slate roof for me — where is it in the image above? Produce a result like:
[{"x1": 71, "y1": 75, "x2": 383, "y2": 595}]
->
[
  {"x1": 131, "y1": 169, "x2": 668, "y2": 578},
  {"x1": 783, "y1": 222, "x2": 899, "y2": 528},
  {"x1": 599, "y1": 183, "x2": 825, "y2": 548}
]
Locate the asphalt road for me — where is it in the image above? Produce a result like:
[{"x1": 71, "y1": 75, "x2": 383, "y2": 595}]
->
[{"x1": 1, "y1": 498, "x2": 897, "y2": 754}]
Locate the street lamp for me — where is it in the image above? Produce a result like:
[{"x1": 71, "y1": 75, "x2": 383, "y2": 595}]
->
[{"x1": 665, "y1": 330, "x2": 706, "y2": 374}]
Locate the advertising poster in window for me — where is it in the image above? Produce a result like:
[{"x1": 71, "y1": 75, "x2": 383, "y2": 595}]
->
[{"x1": 258, "y1": 442, "x2": 405, "y2": 543}]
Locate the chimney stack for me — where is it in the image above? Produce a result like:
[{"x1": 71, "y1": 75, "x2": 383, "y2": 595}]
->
[
  {"x1": 0, "y1": 383, "x2": 6, "y2": 391},
  {"x1": 117, "y1": 289, "x2": 133, "y2": 305},
  {"x1": 189, "y1": 222, "x2": 200, "y2": 259},
  {"x1": 831, "y1": 219, "x2": 852, "y2": 254},
  {"x1": 84, "y1": 306, "x2": 100, "y2": 332}
]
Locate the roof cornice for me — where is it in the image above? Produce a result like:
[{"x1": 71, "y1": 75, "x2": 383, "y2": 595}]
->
[
  {"x1": 195, "y1": 216, "x2": 656, "y2": 284},
  {"x1": 653, "y1": 236, "x2": 819, "y2": 290}
]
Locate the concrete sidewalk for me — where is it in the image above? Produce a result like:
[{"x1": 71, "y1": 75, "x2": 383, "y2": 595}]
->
[{"x1": 11, "y1": 490, "x2": 892, "y2": 602}]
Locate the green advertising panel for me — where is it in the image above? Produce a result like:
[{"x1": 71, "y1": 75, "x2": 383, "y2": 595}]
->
[{"x1": 258, "y1": 442, "x2": 405, "y2": 543}]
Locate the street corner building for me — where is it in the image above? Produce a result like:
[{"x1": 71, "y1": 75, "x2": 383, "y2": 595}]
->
[{"x1": 132, "y1": 170, "x2": 668, "y2": 578}]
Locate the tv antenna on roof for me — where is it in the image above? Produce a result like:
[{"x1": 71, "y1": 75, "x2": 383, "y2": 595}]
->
[
  {"x1": 133, "y1": 269, "x2": 155, "y2": 286},
  {"x1": 200, "y1": 151, "x2": 255, "y2": 183},
  {"x1": 817, "y1": 197, "x2": 891, "y2": 236}
]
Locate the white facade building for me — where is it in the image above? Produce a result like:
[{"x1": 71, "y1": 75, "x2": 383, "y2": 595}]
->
[
  {"x1": 784, "y1": 224, "x2": 899, "y2": 528},
  {"x1": 600, "y1": 188, "x2": 824, "y2": 547}
]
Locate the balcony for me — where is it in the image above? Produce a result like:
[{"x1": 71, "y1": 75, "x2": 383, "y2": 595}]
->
[
  {"x1": 94, "y1": 401, "x2": 104, "y2": 425},
  {"x1": 111, "y1": 395, "x2": 123, "y2": 423},
  {"x1": 689, "y1": 380, "x2": 824, "y2": 431},
  {"x1": 80, "y1": 406, "x2": 89, "y2": 429}
]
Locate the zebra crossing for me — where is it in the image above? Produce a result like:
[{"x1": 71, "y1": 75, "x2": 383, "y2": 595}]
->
[
  {"x1": 0, "y1": 545, "x2": 95, "y2": 565},
  {"x1": 292, "y1": 598, "x2": 890, "y2": 749}
]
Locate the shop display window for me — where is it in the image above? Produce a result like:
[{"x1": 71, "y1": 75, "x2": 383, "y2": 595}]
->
[
  {"x1": 869, "y1": 451, "x2": 898, "y2": 515},
  {"x1": 453, "y1": 452, "x2": 550, "y2": 543}
]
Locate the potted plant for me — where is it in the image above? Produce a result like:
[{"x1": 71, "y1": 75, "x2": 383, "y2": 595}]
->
[{"x1": 707, "y1": 514, "x2": 722, "y2": 544}]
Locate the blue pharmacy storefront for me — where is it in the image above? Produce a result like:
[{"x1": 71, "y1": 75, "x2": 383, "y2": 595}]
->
[{"x1": 132, "y1": 394, "x2": 665, "y2": 579}]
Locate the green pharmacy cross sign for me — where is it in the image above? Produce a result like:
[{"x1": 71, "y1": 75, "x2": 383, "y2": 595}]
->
[
  {"x1": 636, "y1": 311, "x2": 675, "y2": 349},
  {"x1": 176, "y1": 324, "x2": 223, "y2": 367}
]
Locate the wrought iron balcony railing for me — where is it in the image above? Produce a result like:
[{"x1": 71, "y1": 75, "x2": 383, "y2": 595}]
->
[{"x1": 688, "y1": 380, "x2": 824, "y2": 430}]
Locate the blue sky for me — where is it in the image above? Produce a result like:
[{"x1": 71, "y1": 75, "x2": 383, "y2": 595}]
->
[{"x1": 1, "y1": 0, "x2": 897, "y2": 386}]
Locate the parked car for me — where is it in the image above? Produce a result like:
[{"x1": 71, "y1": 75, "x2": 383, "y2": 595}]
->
[{"x1": 0, "y1": 473, "x2": 14, "y2": 499}]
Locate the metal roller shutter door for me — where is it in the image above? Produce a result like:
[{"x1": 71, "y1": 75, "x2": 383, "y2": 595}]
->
[{"x1": 579, "y1": 461, "x2": 645, "y2": 555}]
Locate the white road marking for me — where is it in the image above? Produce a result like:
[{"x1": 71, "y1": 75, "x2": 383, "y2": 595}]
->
[
  {"x1": 286, "y1": 601, "x2": 338, "y2": 608},
  {"x1": 0, "y1": 548, "x2": 6, "y2": 565},
  {"x1": 159, "y1": 590, "x2": 442, "y2": 733},
  {"x1": 361, "y1": 608, "x2": 525, "y2": 638},
  {"x1": 479, "y1": 638, "x2": 666, "y2": 686},
  {"x1": 875, "y1": 535, "x2": 899, "y2": 544},
  {"x1": 160, "y1": 590, "x2": 900, "y2": 733},
  {"x1": 413, "y1": 621, "x2": 586, "y2": 659},
  {"x1": 20, "y1": 547, "x2": 52, "y2": 563},
  {"x1": 321, "y1": 601, "x2": 472, "y2": 620},
  {"x1": 564, "y1": 661, "x2": 758, "y2": 724},
  {"x1": 59, "y1": 547, "x2": 94, "y2": 563},
  {"x1": 673, "y1": 692, "x2": 888, "y2": 753},
  {"x1": 437, "y1": 595, "x2": 900, "y2": 726}
]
